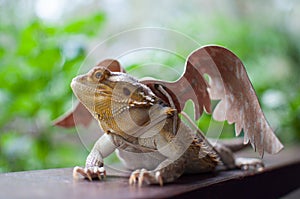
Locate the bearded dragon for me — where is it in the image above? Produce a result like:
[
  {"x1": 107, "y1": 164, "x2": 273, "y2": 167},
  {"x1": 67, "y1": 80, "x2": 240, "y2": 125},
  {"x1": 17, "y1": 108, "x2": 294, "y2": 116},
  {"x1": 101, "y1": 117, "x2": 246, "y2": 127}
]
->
[{"x1": 55, "y1": 45, "x2": 283, "y2": 186}]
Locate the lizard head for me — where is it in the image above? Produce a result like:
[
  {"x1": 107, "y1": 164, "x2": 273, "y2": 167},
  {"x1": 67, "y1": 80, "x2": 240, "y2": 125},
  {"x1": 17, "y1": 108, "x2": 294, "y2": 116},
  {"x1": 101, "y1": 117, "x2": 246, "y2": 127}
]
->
[{"x1": 71, "y1": 66, "x2": 173, "y2": 136}]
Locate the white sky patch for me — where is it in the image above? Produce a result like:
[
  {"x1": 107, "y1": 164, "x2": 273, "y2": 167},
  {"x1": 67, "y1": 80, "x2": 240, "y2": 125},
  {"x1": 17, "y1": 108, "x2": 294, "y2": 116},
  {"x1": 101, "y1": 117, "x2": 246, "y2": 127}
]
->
[
  {"x1": 262, "y1": 90, "x2": 286, "y2": 109},
  {"x1": 34, "y1": 0, "x2": 66, "y2": 23}
]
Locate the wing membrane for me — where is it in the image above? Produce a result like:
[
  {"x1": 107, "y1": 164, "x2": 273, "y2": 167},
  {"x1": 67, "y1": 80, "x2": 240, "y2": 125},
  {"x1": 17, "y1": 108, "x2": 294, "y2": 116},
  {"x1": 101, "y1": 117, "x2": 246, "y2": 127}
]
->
[{"x1": 187, "y1": 45, "x2": 283, "y2": 155}]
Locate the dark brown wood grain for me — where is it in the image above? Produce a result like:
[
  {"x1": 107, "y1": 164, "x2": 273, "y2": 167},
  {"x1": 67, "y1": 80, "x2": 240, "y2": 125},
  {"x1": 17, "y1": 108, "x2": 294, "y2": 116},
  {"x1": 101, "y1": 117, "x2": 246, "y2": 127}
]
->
[{"x1": 1, "y1": 147, "x2": 299, "y2": 199}]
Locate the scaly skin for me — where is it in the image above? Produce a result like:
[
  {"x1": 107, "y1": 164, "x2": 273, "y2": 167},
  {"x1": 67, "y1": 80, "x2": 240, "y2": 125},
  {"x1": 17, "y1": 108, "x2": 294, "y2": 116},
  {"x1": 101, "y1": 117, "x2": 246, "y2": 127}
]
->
[{"x1": 71, "y1": 66, "x2": 264, "y2": 186}]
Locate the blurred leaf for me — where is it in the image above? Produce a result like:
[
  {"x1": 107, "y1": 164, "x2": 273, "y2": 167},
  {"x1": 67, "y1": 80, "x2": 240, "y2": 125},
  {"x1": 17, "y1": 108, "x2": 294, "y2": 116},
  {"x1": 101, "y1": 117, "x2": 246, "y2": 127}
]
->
[
  {"x1": 0, "y1": 11, "x2": 106, "y2": 172},
  {"x1": 63, "y1": 13, "x2": 105, "y2": 36}
]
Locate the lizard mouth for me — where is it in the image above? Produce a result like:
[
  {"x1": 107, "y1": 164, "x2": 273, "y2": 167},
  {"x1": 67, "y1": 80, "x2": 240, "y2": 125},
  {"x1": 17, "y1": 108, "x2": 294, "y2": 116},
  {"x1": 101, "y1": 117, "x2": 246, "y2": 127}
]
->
[{"x1": 71, "y1": 79, "x2": 97, "y2": 94}]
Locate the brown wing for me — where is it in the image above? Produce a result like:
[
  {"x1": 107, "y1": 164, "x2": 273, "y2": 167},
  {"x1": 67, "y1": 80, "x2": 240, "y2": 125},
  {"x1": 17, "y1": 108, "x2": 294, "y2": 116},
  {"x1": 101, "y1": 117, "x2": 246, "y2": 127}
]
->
[
  {"x1": 143, "y1": 45, "x2": 283, "y2": 155},
  {"x1": 53, "y1": 101, "x2": 92, "y2": 127},
  {"x1": 53, "y1": 59, "x2": 124, "y2": 128},
  {"x1": 193, "y1": 45, "x2": 284, "y2": 155}
]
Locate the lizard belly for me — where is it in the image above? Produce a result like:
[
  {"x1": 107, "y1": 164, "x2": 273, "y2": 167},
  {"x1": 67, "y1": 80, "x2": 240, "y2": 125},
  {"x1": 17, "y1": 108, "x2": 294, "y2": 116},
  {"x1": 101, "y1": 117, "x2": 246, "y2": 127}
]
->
[{"x1": 116, "y1": 149, "x2": 166, "y2": 171}]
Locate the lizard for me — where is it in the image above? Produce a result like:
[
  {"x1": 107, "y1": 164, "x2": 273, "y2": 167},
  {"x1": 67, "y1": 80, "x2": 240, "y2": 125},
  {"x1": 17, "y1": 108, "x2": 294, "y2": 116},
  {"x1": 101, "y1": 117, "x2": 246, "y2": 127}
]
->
[{"x1": 56, "y1": 45, "x2": 284, "y2": 186}]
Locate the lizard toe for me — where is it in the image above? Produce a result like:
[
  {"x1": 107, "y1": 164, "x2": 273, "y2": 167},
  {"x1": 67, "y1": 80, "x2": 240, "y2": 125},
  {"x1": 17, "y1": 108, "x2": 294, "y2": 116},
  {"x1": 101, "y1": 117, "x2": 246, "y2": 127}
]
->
[
  {"x1": 129, "y1": 169, "x2": 163, "y2": 187},
  {"x1": 73, "y1": 166, "x2": 106, "y2": 181},
  {"x1": 129, "y1": 169, "x2": 140, "y2": 185},
  {"x1": 235, "y1": 157, "x2": 265, "y2": 172}
]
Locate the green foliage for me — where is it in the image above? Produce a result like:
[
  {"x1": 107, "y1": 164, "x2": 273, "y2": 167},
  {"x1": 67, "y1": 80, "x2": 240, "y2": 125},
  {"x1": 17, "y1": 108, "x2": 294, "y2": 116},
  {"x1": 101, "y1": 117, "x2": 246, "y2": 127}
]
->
[{"x1": 0, "y1": 11, "x2": 105, "y2": 172}]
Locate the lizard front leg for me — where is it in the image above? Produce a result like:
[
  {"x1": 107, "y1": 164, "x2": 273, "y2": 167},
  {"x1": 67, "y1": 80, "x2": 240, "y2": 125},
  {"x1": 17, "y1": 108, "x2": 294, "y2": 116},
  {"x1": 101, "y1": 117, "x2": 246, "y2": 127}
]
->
[
  {"x1": 128, "y1": 116, "x2": 195, "y2": 186},
  {"x1": 73, "y1": 133, "x2": 117, "y2": 181}
]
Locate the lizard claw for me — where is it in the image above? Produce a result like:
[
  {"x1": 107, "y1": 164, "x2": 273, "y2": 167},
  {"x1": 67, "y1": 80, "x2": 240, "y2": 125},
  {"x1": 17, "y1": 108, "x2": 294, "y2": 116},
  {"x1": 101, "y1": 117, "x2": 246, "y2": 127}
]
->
[
  {"x1": 73, "y1": 166, "x2": 106, "y2": 181},
  {"x1": 129, "y1": 169, "x2": 163, "y2": 187},
  {"x1": 235, "y1": 157, "x2": 265, "y2": 172}
]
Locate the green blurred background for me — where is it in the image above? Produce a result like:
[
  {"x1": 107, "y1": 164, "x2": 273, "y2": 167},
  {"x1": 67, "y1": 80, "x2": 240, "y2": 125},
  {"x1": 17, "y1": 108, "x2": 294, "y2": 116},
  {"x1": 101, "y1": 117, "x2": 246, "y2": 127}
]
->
[{"x1": 0, "y1": 0, "x2": 299, "y2": 172}]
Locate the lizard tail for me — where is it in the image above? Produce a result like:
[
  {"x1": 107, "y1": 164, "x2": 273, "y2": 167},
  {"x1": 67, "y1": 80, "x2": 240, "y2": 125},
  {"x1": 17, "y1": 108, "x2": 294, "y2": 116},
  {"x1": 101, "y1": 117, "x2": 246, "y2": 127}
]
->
[
  {"x1": 209, "y1": 138, "x2": 249, "y2": 152},
  {"x1": 217, "y1": 138, "x2": 249, "y2": 152}
]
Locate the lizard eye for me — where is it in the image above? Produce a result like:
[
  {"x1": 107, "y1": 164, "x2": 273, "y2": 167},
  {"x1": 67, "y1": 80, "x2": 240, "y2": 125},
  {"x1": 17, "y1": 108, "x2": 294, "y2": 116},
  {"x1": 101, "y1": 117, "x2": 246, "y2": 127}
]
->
[
  {"x1": 95, "y1": 71, "x2": 102, "y2": 79},
  {"x1": 93, "y1": 68, "x2": 110, "y2": 81},
  {"x1": 123, "y1": 87, "x2": 131, "y2": 96}
]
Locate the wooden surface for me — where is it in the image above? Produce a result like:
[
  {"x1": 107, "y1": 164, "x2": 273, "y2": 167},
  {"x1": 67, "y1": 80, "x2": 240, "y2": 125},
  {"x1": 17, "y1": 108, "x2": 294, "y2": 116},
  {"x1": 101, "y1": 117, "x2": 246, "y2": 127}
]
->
[{"x1": 1, "y1": 147, "x2": 300, "y2": 199}]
